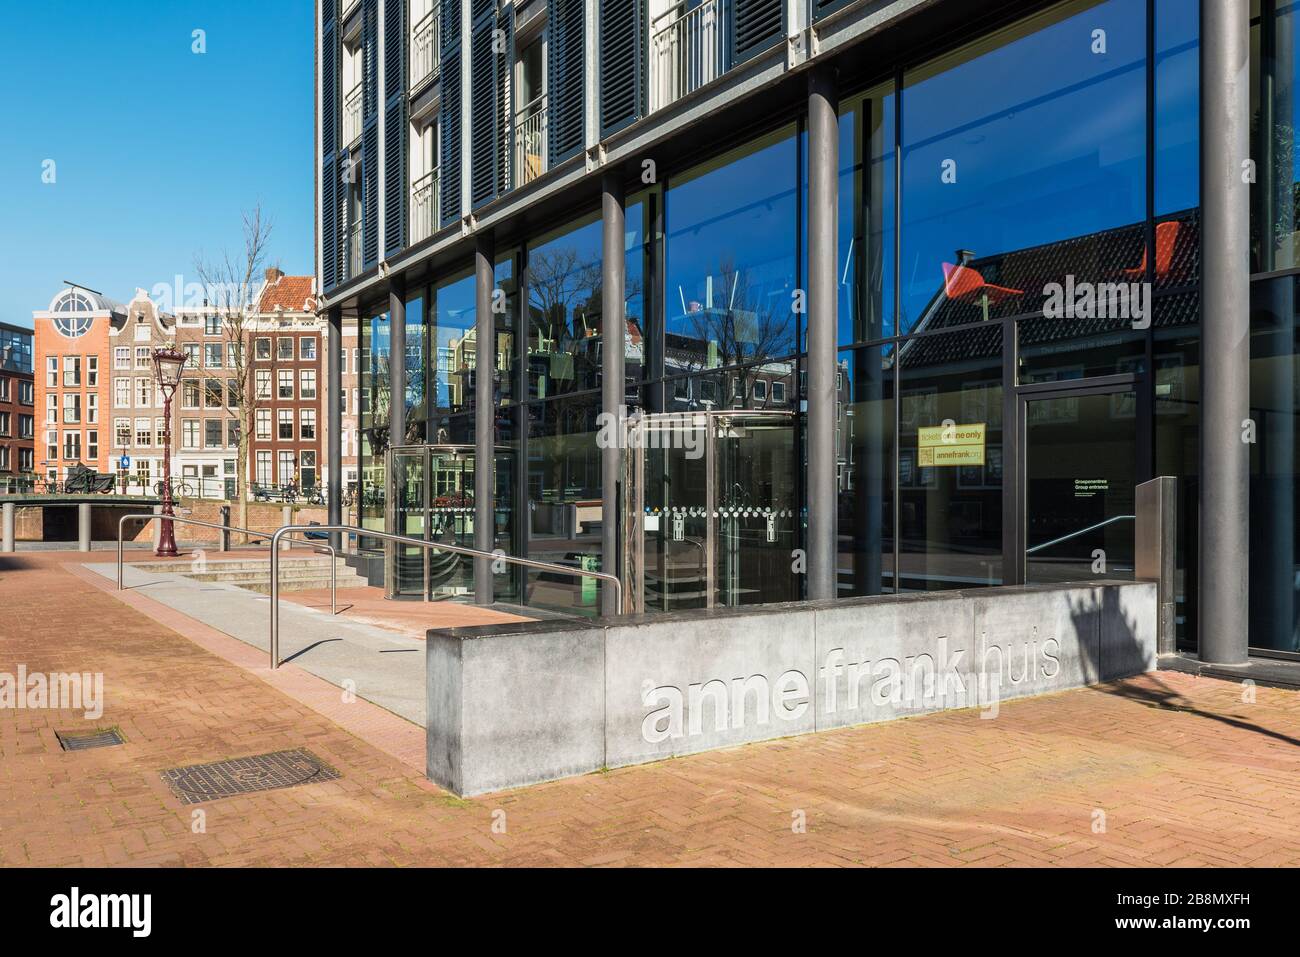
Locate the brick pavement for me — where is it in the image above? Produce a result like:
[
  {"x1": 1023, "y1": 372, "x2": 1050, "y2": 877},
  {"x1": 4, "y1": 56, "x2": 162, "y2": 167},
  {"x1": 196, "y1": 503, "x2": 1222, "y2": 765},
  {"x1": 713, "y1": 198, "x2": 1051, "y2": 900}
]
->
[{"x1": 2, "y1": 549, "x2": 1299, "y2": 867}]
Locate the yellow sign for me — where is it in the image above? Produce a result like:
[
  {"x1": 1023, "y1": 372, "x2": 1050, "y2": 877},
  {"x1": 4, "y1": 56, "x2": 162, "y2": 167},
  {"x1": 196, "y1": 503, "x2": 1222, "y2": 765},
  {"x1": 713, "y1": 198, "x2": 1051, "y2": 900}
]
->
[{"x1": 918, "y1": 423, "x2": 986, "y2": 468}]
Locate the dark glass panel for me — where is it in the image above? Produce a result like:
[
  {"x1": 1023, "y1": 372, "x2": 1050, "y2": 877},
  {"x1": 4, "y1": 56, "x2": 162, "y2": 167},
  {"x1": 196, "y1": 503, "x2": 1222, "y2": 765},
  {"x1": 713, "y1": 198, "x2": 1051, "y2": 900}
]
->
[{"x1": 838, "y1": 343, "x2": 895, "y2": 596}]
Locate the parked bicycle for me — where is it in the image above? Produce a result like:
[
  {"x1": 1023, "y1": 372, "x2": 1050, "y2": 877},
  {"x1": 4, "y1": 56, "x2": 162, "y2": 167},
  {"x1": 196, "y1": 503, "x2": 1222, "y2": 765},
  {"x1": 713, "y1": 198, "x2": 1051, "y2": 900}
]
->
[{"x1": 153, "y1": 477, "x2": 195, "y2": 499}]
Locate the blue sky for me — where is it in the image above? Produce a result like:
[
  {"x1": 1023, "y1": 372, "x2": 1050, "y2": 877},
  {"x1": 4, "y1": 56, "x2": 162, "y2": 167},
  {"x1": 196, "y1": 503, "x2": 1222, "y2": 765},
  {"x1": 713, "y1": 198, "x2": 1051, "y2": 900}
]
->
[{"x1": 0, "y1": 0, "x2": 314, "y2": 326}]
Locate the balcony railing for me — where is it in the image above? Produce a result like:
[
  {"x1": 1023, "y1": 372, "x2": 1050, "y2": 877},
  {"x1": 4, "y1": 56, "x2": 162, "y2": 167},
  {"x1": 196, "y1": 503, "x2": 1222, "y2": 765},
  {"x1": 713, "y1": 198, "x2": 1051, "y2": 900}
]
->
[
  {"x1": 410, "y1": 168, "x2": 439, "y2": 244},
  {"x1": 410, "y1": 5, "x2": 440, "y2": 89},
  {"x1": 649, "y1": 0, "x2": 727, "y2": 113},
  {"x1": 343, "y1": 81, "x2": 363, "y2": 145},
  {"x1": 348, "y1": 219, "x2": 362, "y2": 279},
  {"x1": 514, "y1": 95, "x2": 548, "y2": 188}
]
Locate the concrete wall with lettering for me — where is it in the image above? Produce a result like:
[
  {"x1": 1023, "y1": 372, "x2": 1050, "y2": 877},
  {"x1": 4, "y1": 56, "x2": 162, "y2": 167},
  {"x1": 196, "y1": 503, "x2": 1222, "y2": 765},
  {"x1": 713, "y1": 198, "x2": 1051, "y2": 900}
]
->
[{"x1": 426, "y1": 581, "x2": 1157, "y2": 796}]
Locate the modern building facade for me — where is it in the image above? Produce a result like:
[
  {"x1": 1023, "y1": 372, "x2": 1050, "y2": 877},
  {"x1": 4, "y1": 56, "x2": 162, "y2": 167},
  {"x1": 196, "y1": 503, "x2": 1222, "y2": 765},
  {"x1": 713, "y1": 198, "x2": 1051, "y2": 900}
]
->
[
  {"x1": 0, "y1": 322, "x2": 36, "y2": 484},
  {"x1": 316, "y1": 0, "x2": 1292, "y2": 663}
]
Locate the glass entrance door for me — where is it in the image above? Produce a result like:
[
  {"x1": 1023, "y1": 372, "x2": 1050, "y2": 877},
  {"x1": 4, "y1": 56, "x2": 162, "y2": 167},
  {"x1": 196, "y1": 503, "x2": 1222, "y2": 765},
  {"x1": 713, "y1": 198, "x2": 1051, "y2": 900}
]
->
[
  {"x1": 386, "y1": 445, "x2": 517, "y2": 601},
  {"x1": 1022, "y1": 387, "x2": 1138, "y2": 584},
  {"x1": 629, "y1": 411, "x2": 797, "y2": 612},
  {"x1": 392, "y1": 450, "x2": 427, "y2": 597}
]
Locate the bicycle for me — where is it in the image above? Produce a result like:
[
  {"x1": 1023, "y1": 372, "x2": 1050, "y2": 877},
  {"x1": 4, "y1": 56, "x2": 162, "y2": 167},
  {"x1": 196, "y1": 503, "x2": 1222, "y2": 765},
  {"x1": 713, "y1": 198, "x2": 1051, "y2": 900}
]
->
[{"x1": 154, "y1": 477, "x2": 195, "y2": 499}]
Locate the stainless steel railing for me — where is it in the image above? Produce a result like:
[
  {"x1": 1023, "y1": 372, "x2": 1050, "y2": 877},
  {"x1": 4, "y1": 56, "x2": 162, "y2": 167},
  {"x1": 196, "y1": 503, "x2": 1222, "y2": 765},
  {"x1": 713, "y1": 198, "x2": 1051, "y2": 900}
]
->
[
  {"x1": 268, "y1": 524, "x2": 623, "y2": 668},
  {"x1": 115, "y1": 513, "x2": 339, "y2": 615},
  {"x1": 1025, "y1": 514, "x2": 1136, "y2": 555}
]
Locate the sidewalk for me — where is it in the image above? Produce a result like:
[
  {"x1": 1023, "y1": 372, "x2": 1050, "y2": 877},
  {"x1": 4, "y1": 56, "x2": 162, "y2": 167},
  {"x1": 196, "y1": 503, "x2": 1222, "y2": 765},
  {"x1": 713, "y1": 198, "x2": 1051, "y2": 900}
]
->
[{"x1": 3, "y1": 550, "x2": 1300, "y2": 867}]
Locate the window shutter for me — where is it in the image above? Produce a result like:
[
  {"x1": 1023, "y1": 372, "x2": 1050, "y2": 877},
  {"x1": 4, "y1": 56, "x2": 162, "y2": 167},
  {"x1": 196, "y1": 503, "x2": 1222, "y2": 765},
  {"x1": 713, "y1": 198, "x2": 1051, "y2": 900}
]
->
[
  {"x1": 362, "y1": 0, "x2": 379, "y2": 119},
  {"x1": 470, "y1": 4, "x2": 514, "y2": 207},
  {"x1": 322, "y1": 22, "x2": 338, "y2": 159},
  {"x1": 322, "y1": 156, "x2": 338, "y2": 290},
  {"x1": 599, "y1": 0, "x2": 644, "y2": 137},
  {"x1": 440, "y1": 0, "x2": 463, "y2": 228},
  {"x1": 362, "y1": 120, "x2": 379, "y2": 268},
  {"x1": 731, "y1": 0, "x2": 785, "y2": 65},
  {"x1": 547, "y1": 0, "x2": 586, "y2": 167},
  {"x1": 383, "y1": 0, "x2": 408, "y2": 257}
]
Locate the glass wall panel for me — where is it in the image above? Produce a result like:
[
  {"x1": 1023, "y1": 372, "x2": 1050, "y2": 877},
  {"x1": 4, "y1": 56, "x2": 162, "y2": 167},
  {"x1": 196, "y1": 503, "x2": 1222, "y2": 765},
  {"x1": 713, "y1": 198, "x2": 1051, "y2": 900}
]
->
[
  {"x1": 1156, "y1": 0, "x2": 1200, "y2": 215},
  {"x1": 429, "y1": 269, "x2": 477, "y2": 433},
  {"x1": 661, "y1": 360, "x2": 796, "y2": 414},
  {"x1": 404, "y1": 291, "x2": 427, "y2": 444},
  {"x1": 838, "y1": 344, "x2": 896, "y2": 595},
  {"x1": 839, "y1": 83, "x2": 896, "y2": 346},
  {"x1": 1251, "y1": 0, "x2": 1300, "y2": 272},
  {"x1": 495, "y1": 252, "x2": 518, "y2": 410},
  {"x1": 898, "y1": 326, "x2": 1003, "y2": 589},
  {"x1": 360, "y1": 307, "x2": 391, "y2": 541},
  {"x1": 1249, "y1": 275, "x2": 1300, "y2": 653},
  {"x1": 525, "y1": 393, "x2": 605, "y2": 615},
  {"x1": 900, "y1": 0, "x2": 1147, "y2": 332},
  {"x1": 665, "y1": 127, "x2": 799, "y2": 372},
  {"x1": 526, "y1": 215, "x2": 604, "y2": 398},
  {"x1": 625, "y1": 193, "x2": 651, "y2": 393},
  {"x1": 1153, "y1": 293, "x2": 1200, "y2": 651}
]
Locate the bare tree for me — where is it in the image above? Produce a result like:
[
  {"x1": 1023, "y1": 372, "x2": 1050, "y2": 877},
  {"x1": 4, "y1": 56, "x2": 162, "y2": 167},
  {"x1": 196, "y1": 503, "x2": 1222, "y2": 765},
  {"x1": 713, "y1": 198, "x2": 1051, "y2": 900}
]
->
[{"x1": 194, "y1": 205, "x2": 273, "y2": 538}]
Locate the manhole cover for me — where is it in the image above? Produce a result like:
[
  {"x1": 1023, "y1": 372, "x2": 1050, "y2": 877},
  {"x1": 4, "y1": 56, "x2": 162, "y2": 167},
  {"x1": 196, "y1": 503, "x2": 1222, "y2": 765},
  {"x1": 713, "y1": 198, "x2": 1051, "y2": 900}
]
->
[
  {"x1": 56, "y1": 728, "x2": 126, "y2": 751},
  {"x1": 160, "y1": 748, "x2": 339, "y2": 804}
]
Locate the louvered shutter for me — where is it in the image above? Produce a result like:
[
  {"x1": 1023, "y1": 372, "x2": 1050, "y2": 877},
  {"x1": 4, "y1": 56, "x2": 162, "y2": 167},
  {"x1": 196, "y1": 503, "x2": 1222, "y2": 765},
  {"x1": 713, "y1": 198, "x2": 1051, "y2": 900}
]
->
[
  {"x1": 470, "y1": 3, "x2": 514, "y2": 207},
  {"x1": 321, "y1": 17, "x2": 339, "y2": 290},
  {"x1": 599, "y1": 0, "x2": 644, "y2": 137},
  {"x1": 322, "y1": 155, "x2": 338, "y2": 290},
  {"x1": 547, "y1": 0, "x2": 585, "y2": 167},
  {"x1": 495, "y1": 8, "x2": 513, "y2": 198},
  {"x1": 383, "y1": 0, "x2": 408, "y2": 257},
  {"x1": 440, "y1": 0, "x2": 463, "y2": 228},
  {"x1": 731, "y1": 0, "x2": 784, "y2": 65},
  {"x1": 336, "y1": 148, "x2": 351, "y2": 283}
]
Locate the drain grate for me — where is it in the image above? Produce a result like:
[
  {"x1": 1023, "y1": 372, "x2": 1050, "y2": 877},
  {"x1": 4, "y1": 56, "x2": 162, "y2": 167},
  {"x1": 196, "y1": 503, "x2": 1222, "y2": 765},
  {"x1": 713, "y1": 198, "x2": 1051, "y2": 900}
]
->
[
  {"x1": 56, "y1": 728, "x2": 126, "y2": 751},
  {"x1": 160, "y1": 748, "x2": 339, "y2": 804}
]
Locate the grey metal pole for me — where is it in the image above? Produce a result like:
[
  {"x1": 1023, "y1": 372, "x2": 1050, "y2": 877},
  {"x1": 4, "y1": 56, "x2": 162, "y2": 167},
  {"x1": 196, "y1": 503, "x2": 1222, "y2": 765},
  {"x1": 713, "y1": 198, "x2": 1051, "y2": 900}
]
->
[
  {"x1": 601, "y1": 172, "x2": 626, "y2": 616},
  {"x1": 387, "y1": 279, "x2": 406, "y2": 583},
  {"x1": 806, "y1": 64, "x2": 839, "y2": 602},
  {"x1": 1, "y1": 501, "x2": 13, "y2": 553},
  {"x1": 78, "y1": 503, "x2": 91, "y2": 552},
  {"x1": 327, "y1": 306, "x2": 343, "y2": 552},
  {"x1": 1199, "y1": 0, "x2": 1250, "y2": 664},
  {"x1": 474, "y1": 232, "x2": 495, "y2": 605}
]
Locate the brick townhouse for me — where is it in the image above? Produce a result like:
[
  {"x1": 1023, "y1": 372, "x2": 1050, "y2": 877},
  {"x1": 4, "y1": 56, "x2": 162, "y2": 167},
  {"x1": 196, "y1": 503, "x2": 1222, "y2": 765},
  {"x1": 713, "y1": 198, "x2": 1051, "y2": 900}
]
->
[{"x1": 0, "y1": 322, "x2": 36, "y2": 483}]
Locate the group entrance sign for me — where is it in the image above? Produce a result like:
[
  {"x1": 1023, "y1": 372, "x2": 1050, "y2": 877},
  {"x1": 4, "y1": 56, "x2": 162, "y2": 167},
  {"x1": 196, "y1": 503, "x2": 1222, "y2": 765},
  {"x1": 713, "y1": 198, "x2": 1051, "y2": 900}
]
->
[{"x1": 917, "y1": 423, "x2": 986, "y2": 467}]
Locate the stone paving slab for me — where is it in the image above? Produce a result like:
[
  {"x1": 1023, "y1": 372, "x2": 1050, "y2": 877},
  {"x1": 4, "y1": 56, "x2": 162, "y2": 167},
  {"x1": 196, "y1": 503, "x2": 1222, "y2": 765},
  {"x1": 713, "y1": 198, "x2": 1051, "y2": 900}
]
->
[{"x1": 84, "y1": 560, "x2": 430, "y2": 724}]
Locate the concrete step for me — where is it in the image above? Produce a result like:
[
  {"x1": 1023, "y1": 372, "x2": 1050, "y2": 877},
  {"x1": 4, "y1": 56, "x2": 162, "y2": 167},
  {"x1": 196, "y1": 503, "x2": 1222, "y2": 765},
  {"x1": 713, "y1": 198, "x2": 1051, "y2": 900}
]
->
[
  {"x1": 237, "y1": 576, "x2": 370, "y2": 594},
  {"x1": 129, "y1": 557, "x2": 349, "y2": 574},
  {"x1": 183, "y1": 567, "x2": 368, "y2": 585}
]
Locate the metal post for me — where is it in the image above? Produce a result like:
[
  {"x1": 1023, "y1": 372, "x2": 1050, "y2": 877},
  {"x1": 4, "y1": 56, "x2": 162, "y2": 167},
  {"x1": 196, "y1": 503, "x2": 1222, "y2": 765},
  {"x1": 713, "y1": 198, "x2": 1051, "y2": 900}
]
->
[
  {"x1": 806, "y1": 64, "x2": 839, "y2": 602},
  {"x1": 327, "y1": 306, "x2": 344, "y2": 552},
  {"x1": 1199, "y1": 0, "x2": 1250, "y2": 664},
  {"x1": 2, "y1": 501, "x2": 14, "y2": 552},
  {"x1": 388, "y1": 279, "x2": 406, "y2": 584},
  {"x1": 601, "y1": 172, "x2": 626, "y2": 617},
  {"x1": 219, "y1": 504, "x2": 230, "y2": 552},
  {"x1": 281, "y1": 505, "x2": 292, "y2": 550},
  {"x1": 77, "y1": 502, "x2": 91, "y2": 552},
  {"x1": 157, "y1": 388, "x2": 178, "y2": 557},
  {"x1": 474, "y1": 232, "x2": 495, "y2": 605}
]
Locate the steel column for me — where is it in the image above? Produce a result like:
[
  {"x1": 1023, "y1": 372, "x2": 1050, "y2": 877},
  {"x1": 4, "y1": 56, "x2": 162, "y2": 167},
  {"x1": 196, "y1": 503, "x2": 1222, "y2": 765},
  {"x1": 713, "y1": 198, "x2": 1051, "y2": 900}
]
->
[
  {"x1": 1199, "y1": 0, "x2": 1250, "y2": 664},
  {"x1": 327, "y1": 306, "x2": 344, "y2": 551},
  {"x1": 601, "y1": 172, "x2": 626, "y2": 617},
  {"x1": 474, "y1": 232, "x2": 495, "y2": 605},
  {"x1": 806, "y1": 65, "x2": 839, "y2": 601}
]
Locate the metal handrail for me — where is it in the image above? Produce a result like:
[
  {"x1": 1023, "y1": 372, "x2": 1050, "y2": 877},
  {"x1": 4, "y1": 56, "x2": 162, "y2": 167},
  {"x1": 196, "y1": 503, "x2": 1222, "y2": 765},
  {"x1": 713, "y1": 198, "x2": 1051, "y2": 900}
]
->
[
  {"x1": 115, "y1": 513, "x2": 338, "y2": 615},
  {"x1": 1025, "y1": 514, "x2": 1136, "y2": 555},
  {"x1": 268, "y1": 523, "x2": 623, "y2": 668}
]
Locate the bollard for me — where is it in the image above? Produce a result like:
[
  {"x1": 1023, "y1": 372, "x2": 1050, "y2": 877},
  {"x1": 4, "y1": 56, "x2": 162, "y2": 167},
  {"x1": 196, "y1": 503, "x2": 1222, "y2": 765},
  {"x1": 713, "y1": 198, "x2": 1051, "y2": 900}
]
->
[
  {"x1": 78, "y1": 502, "x2": 92, "y2": 552},
  {"x1": 281, "y1": 505, "x2": 292, "y2": 551},
  {"x1": 2, "y1": 502, "x2": 14, "y2": 553},
  {"x1": 151, "y1": 504, "x2": 163, "y2": 550},
  {"x1": 219, "y1": 505, "x2": 230, "y2": 552}
]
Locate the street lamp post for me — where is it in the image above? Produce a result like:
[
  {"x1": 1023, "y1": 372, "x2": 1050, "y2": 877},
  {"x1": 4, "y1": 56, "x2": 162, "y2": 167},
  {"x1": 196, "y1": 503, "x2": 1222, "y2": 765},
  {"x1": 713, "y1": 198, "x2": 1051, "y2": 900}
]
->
[{"x1": 152, "y1": 346, "x2": 188, "y2": 557}]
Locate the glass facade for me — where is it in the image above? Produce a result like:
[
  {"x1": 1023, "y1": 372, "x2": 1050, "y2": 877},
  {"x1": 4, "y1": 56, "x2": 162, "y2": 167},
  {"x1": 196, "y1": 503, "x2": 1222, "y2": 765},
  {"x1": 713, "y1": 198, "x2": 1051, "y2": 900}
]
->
[{"x1": 344, "y1": 0, "x2": 1300, "y2": 659}]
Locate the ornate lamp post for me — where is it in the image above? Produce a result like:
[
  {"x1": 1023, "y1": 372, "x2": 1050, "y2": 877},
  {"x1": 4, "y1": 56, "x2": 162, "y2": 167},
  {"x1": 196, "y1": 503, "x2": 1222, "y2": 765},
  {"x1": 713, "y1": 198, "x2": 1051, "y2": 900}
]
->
[{"x1": 152, "y1": 346, "x2": 188, "y2": 557}]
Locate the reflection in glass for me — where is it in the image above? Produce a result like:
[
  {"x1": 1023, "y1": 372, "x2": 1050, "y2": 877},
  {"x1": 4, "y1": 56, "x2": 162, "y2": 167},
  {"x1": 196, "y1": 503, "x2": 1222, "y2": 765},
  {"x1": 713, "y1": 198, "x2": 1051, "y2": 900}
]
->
[
  {"x1": 360, "y1": 308, "x2": 391, "y2": 542},
  {"x1": 526, "y1": 215, "x2": 604, "y2": 398},
  {"x1": 900, "y1": 0, "x2": 1146, "y2": 331},
  {"x1": 898, "y1": 326, "x2": 1003, "y2": 588},
  {"x1": 839, "y1": 83, "x2": 895, "y2": 345},
  {"x1": 665, "y1": 128, "x2": 798, "y2": 372},
  {"x1": 1252, "y1": 0, "x2": 1300, "y2": 272},
  {"x1": 839, "y1": 344, "x2": 895, "y2": 595},
  {"x1": 1156, "y1": 0, "x2": 1199, "y2": 215}
]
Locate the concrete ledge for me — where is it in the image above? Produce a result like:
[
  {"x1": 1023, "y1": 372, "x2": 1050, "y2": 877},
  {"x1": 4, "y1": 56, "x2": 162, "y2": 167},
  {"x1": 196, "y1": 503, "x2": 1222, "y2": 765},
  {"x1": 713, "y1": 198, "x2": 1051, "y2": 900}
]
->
[{"x1": 427, "y1": 580, "x2": 1158, "y2": 796}]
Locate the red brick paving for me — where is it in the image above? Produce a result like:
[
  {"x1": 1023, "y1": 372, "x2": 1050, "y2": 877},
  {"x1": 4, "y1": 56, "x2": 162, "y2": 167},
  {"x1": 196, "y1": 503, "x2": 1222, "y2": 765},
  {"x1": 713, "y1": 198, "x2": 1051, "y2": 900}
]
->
[{"x1": 2, "y1": 549, "x2": 1300, "y2": 867}]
